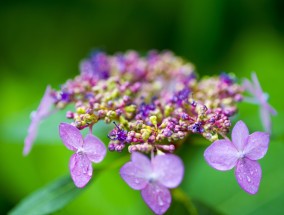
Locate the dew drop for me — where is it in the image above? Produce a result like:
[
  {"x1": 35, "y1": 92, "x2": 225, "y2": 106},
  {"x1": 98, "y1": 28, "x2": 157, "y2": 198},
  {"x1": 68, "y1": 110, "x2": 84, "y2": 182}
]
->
[
  {"x1": 247, "y1": 175, "x2": 251, "y2": 183},
  {"x1": 135, "y1": 179, "x2": 139, "y2": 184},
  {"x1": 158, "y1": 196, "x2": 164, "y2": 206}
]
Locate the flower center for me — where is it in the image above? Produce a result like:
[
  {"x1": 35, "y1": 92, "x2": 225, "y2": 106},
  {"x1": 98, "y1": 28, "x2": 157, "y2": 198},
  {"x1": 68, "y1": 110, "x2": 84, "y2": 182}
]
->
[{"x1": 237, "y1": 151, "x2": 245, "y2": 158}]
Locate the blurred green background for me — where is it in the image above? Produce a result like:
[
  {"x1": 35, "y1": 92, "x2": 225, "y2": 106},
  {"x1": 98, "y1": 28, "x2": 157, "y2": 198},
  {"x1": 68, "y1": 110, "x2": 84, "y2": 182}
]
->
[{"x1": 1, "y1": 0, "x2": 284, "y2": 214}]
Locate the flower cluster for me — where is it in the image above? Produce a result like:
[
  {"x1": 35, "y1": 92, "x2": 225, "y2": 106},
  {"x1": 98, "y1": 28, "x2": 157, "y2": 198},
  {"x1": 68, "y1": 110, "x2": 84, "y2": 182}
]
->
[{"x1": 24, "y1": 50, "x2": 276, "y2": 214}]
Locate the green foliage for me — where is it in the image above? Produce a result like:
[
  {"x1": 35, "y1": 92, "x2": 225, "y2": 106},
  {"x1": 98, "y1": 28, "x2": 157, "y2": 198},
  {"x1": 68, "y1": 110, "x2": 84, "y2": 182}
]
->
[{"x1": 8, "y1": 176, "x2": 84, "y2": 215}]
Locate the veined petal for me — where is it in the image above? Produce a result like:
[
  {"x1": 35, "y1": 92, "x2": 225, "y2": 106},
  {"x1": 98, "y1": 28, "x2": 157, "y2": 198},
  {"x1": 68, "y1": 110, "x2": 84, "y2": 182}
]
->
[
  {"x1": 153, "y1": 154, "x2": 184, "y2": 188},
  {"x1": 120, "y1": 162, "x2": 149, "y2": 190},
  {"x1": 23, "y1": 86, "x2": 55, "y2": 155},
  {"x1": 235, "y1": 158, "x2": 262, "y2": 195},
  {"x1": 245, "y1": 132, "x2": 270, "y2": 160},
  {"x1": 251, "y1": 72, "x2": 264, "y2": 96},
  {"x1": 59, "y1": 123, "x2": 83, "y2": 151},
  {"x1": 242, "y1": 96, "x2": 258, "y2": 104},
  {"x1": 69, "y1": 153, "x2": 93, "y2": 188},
  {"x1": 243, "y1": 79, "x2": 256, "y2": 96},
  {"x1": 36, "y1": 85, "x2": 55, "y2": 118},
  {"x1": 232, "y1": 120, "x2": 249, "y2": 151},
  {"x1": 120, "y1": 153, "x2": 152, "y2": 190},
  {"x1": 260, "y1": 107, "x2": 272, "y2": 133},
  {"x1": 131, "y1": 152, "x2": 152, "y2": 176},
  {"x1": 266, "y1": 103, "x2": 277, "y2": 116},
  {"x1": 24, "y1": 118, "x2": 40, "y2": 155},
  {"x1": 141, "y1": 183, "x2": 171, "y2": 215},
  {"x1": 204, "y1": 139, "x2": 238, "y2": 171},
  {"x1": 83, "y1": 134, "x2": 106, "y2": 163}
]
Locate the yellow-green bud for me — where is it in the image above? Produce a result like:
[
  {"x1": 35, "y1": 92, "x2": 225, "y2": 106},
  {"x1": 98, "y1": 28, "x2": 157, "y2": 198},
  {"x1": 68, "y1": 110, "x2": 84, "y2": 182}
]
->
[
  {"x1": 77, "y1": 107, "x2": 86, "y2": 114},
  {"x1": 150, "y1": 115, "x2": 157, "y2": 127},
  {"x1": 125, "y1": 105, "x2": 136, "y2": 113},
  {"x1": 165, "y1": 105, "x2": 173, "y2": 116}
]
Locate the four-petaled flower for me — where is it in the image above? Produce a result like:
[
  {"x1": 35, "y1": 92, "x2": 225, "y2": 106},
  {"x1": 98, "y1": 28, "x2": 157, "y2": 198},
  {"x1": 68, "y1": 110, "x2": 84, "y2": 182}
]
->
[
  {"x1": 24, "y1": 85, "x2": 55, "y2": 155},
  {"x1": 120, "y1": 152, "x2": 184, "y2": 215},
  {"x1": 204, "y1": 120, "x2": 269, "y2": 194},
  {"x1": 243, "y1": 72, "x2": 277, "y2": 133},
  {"x1": 59, "y1": 123, "x2": 106, "y2": 188}
]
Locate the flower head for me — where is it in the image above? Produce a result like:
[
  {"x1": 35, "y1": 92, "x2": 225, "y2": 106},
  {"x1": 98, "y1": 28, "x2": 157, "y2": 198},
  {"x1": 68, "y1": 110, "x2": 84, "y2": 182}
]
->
[
  {"x1": 243, "y1": 72, "x2": 277, "y2": 133},
  {"x1": 24, "y1": 85, "x2": 55, "y2": 155},
  {"x1": 59, "y1": 123, "x2": 106, "y2": 188},
  {"x1": 204, "y1": 120, "x2": 270, "y2": 194},
  {"x1": 120, "y1": 152, "x2": 184, "y2": 214}
]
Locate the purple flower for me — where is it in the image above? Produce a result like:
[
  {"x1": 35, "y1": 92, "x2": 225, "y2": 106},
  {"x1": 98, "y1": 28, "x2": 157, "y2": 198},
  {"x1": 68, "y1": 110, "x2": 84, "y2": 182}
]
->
[
  {"x1": 24, "y1": 85, "x2": 55, "y2": 155},
  {"x1": 108, "y1": 122, "x2": 127, "y2": 142},
  {"x1": 170, "y1": 88, "x2": 190, "y2": 106},
  {"x1": 243, "y1": 72, "x2": 277, "y2": 133},
  {"x1": 120, "y1": 152, "x2": 184, "y2": 214},
  {"x1": 59, "y1": 123, "x2": 106, "y2": 188},
  {"x1": 204, "y1": 120, "x2": 270, "y2": 194}
]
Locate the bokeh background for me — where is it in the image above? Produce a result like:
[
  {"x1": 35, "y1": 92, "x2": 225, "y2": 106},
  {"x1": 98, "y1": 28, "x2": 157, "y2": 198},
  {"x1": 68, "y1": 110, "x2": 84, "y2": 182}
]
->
[{"x1": 1, "y1": 0, "x2": 284, "y2": 214}]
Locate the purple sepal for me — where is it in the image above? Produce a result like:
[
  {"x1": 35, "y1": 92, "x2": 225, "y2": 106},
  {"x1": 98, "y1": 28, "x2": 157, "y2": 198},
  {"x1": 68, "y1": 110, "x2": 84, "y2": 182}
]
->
[{"x1": 204, "y1": 120, "x2": 269, "y2": 194}]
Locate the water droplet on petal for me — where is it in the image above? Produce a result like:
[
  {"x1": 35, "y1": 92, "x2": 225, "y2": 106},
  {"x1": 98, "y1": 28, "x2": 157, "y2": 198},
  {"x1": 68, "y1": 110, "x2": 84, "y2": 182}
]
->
[
  {"x1": 135, "y1": 179, "x2": 139, "y2": 184},
  {"x1": 247, "y1": 175, "x2": 251, "y2": 183},
  {"x1": 158, "y1": 195, "x2": 164, "y2": 206}
]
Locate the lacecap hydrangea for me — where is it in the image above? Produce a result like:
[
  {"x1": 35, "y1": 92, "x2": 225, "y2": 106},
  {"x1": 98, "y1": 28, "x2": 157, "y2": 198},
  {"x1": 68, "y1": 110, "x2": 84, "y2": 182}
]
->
[{"x1": 24, "y1": 50, "x2": 276, "y2": 215}]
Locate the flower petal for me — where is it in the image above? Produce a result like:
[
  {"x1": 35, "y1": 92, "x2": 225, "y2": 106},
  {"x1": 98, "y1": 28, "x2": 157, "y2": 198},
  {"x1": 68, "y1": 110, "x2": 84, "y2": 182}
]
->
[
  {"x1": 59, "y1": 123, "x2": 83, "y2": 151},
  {"x1": 260, "y1": 107, "x2": 271, "y2": 133},
  {"x1": 69, "y1": 153, "x2": 93, "y2": 188},
  {"x1": 83, "y1": 134, "x2": 106, "y2": 163},
  {"x1": 265, "y1": 103, "x2": 277, "y2": 116},
  {"x1": 235, "y1": 158, "x2": 262, "y2": 194},
  {"x1": 245, "y1": 132, "x2": 270, "y2": 160},
  {"x1": 24, "y1": 118, "x2": 40, "y2": 155},
  {"x1": 153, "y1": 154, "x2": 184, "y2": 188},
  {"x1": 141, "y1": 183, "x2": 171, "y2": 215},
  {"x1": 23, "y1": 86, "x2": 54, "y2": 155},
  {"x1": 120, "y1": 153, "x2": 151, "y2": 190},
  {"x1": 36, "y1": 85, "x2": 55, "y2": 118},
  {"x1": 232, "y1": 120, "x2": 249, "y2": 151},
  {"x1": 251, "y1": 72, "x2": 264, "y2": 96},
  {"x1": 243, "y1": 79, "x2": 256, "y2": 96},
  {"x1": 204, "y1": 139, "x2": 238, "y2": 171}
]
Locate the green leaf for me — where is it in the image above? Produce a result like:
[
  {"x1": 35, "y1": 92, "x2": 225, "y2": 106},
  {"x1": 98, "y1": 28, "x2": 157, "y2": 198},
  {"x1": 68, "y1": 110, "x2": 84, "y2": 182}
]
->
[
  {"x1": 8, "y1": 155, "x2": 129, "y2": 215},
  {"x1": 8, "y1": 176, "x2": 83, "y2": 215}
]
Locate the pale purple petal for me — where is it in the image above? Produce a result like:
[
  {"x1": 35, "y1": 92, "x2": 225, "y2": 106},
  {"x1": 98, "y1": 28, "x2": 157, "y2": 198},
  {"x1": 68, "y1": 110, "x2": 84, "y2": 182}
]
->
[
  {"x1": 235, "y1": 158, "x2": 262, "y2": 194},
  {"x1": 265, "y1": 103, "x2": 277, "y2": 116},
  {"x1": 24, "y1": 118, "x2": 40, "y2": 155},
  {"x1": 131, "y1": 152, "x2": 152, "y2": 170},
  {"x1": 251, "y1": 72, "x2": 263, "y2": 96},
  {"x1": 23, "y1": 86, "x2": 55, "y2": 155},
  {"x1": 131, "y1": 152, "x2": 153, "y2": 177},
  {"x1": 120, "y1": 152, "x2": 152, "y2": 190},
  {"x1": 36, "y1": 85, "x2": 55, "y2": 118},
  {"x1": 243, "y1": 79, "x2": 256, "y2": 95},
  {"x1": 59, "y1": 123, "x2": 83, "y2": 151},
  {"x1": 260, "y1": 107, "x2": 271, "y2": 133},
  {"x1": 141, "y1": 183, "x2": 171, "y2": 215},
  {"x1": 244, "y1": 132, "x2": 270, "y2": 160},
  {"x1": 232, "y1": 120, "x2": 249, "y2": 151},
  {"x1": 83, "y1": 134, "x2": 106, "y2": 163},
  {"x1": 153, "y1": 154, "x2": 184, "y2": 188},
  {"x1": 204, "y1": 139, "x2": 239, "y2": 171},
  {"x1": 69, "y1": 153, "x2": 93, "y2": 188},
  {"x1": 242, "y1": 96, "x2": 258, "y2": 104}
]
